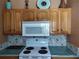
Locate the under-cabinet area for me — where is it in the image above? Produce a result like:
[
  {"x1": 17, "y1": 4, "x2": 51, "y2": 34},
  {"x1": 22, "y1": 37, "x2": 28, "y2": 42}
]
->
[{"x1": 3, "y1": 8, "x2": 71, "y2": 35}]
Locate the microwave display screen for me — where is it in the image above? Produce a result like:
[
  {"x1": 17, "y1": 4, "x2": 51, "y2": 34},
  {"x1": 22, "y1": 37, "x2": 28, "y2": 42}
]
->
[{"x1": 25, "y1": 27, "x2": 42, "y2": 34}]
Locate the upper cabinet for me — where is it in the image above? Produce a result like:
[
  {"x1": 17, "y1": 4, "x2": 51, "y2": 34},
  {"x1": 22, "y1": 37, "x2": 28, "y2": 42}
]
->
[
  {"x1": 22, "y1": 9, "x2": 36, "y2": 21},
  {"x1": 3, "y1": 10, "x2": 11, "y2": 34},
  {"x1": 3, "y1": 9, "x2": 23, "y2": 35},
  {"x1": 49, "y1": 8, "x2": 71, "y2": 34},
  {"x1": 50, "y1": 9, "x2": 59, "y2": 32},
  {"x1": 60, "y1": 9, "x2": 71, "y2": 34},
  {"x1": 3, "y1": 8, "x2": 71, "y2": 35},
  {"x1": 11, "y1": 10, "x2": 23, "y2": 34},
  {"x1": 36, "y1": 9, "x2": 50, "y2": 20}
]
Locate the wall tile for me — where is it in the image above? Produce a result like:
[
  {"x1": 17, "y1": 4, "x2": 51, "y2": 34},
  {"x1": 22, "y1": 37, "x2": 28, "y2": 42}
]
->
[
  {"x1": 0, "y1": 35, "x2": 25, "y2": 50},
  {"x1": 8, "y1": 35, "x2": 25, "y2": 45},
  {"x1": 0, "y1": 42, "x2": 10, "y2": 50},
  {"x1": 49, "y1": 35, "x2": 67, "y2": 46},
  {"x1": 77, "y1": 48, "x2": 79, "y2": 56},
  {"x1": 67, "y1": 42, "x2": 78, "y2": 54}
]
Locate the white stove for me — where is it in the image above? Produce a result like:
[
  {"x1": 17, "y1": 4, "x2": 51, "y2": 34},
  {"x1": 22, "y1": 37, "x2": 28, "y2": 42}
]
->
[
  {"x1": 19, "y1": 21, "x2": 51, "y2": 59},
  {"x1": 19, "y1": 38, "x2": 51, "y2": 59},
  {"x1": 19, "y1": 47, "x2": 51, "y2": 59}
]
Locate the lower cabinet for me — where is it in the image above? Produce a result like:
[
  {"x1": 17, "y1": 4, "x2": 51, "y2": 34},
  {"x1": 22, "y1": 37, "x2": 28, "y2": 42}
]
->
[
  {"x1": 0, "y1": 56, "x2": 18, "y2": 59},
  {"x1": 52, "y1": 57, "x2": 79, "y2": 59}
]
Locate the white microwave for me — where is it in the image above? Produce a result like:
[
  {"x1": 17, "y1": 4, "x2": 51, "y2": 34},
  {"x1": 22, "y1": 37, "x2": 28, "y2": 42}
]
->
[{"x1": 22, "y1": 21, "x2": 50, "y2": 36}]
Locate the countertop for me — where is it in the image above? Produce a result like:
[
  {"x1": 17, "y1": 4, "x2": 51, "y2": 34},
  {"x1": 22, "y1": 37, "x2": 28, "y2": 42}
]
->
[
  {"x1": 0, "y1": 46, "x2": 79, "y2": 57},
  {"x1": 49, "y1": 46, "x2": 79, "y2": 57},
  {"x1": 0, "y1": 46, "x2": 25, "y2": 56}
]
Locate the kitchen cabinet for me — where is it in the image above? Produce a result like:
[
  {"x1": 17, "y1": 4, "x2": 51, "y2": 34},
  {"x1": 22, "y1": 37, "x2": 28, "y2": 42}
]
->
[
  {"x1": 50, "y1": 8, "x2": 71, "y2": 34},
  {"x1": 3, "y1": 8, "x2": 71, "y2": 35},
  {"x1": 3, "y1": 9, "x2": 23, "y2": 35},
  {"x1": 11, "y1": 10, "x2": 23, "y2": 34},
  {"x1": 0, "y1": 56, "x2": 18, "y2": 59},
  {"x1": 50, "y1": 9, "x2": 59, "y2": 32},
  {"x1": 22, "y1": 9, "x2": 50, "y2": 21},
  {"x1": 36, "y1": 9, "x2": 50, "y2": 21},
  {"x1": 22, "y1": 9, "x2": 36, "y2": 21},
  {"x1": 3, "y1": 10, "x2": 11, "y2": 34},
  {"x1": 52, "y1": 57, "x2": 79, "y2": 59},
  {"x1": 60, "y1": 9, "x2": 71, "y2": 34}
]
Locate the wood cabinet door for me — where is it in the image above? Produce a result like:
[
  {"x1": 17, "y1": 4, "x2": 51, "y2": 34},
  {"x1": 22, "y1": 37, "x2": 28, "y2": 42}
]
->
[
  {"x1": 50, "y1": 9, "x2": 59, "y2": 33},
  {"x1": 22, "y1": 9, "x2": 36, "y2": 21},
  {"x1": 10, "y1": 10, "x2": 15, "y2": 34},
  {"x1": 36, "y1": 9, "x2": 50, "y2": 21},
  {"x1": 3, "y1": 10, "x2": 11, "y2": 34},
  {"x1": 50, "y1": 8, "x2": 71, "y2": 34},
  {"x1": 60, "y1": 8, "x2": 71, "y2": 34},
  {"x1": 3, "y1": 9, "x2": 71, "y2": 35},
  {"x1": 11, "y1": 10, "x2": 23, "y2": 35}
]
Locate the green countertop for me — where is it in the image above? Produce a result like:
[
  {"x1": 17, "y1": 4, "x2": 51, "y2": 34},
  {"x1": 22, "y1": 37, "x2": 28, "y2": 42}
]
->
[
  {"x1": 0, "y1": 46, "x2": 25, "y2": 56},
  {"x1": 0, "y1": 46, "x2": 78, "y2": 57},
  {"x1": 49, "y1": 46, "x2": 79, "y2": 57}
]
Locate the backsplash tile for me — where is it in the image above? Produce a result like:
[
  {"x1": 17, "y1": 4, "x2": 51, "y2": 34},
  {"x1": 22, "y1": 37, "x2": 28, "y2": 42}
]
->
[
  {"x1": 0, "y1": 35, "x2": 25, "y2": 50},
  {"x1": 8, "y1": 35, "x2": 25, "y2": 45},
  {"x1": 77, "y1": 48, "x2": 79, "y2": 56},
  {"x1": 0, "y1": 42, "x2": 10, "y2": 50},
  {"x1": 67, "y1": 42, "x2": 78, "y2": 54},
  {"x1": 49, "y1": 35, "x2": 67, "y2": 46},
  {"x1": 8, "y1": 35, "x2": 67, "y2": 46}
]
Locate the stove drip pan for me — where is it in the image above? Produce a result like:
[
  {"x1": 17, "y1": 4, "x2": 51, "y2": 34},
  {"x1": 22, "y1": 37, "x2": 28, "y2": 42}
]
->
[
  {"x1": 23, "y1": 50, "x2": 31, "y2": 54},
  {"x1": 26, "y1": 47, "x2": 34, "y2": 50},
  {"x1": 41, "y1": 47, "x2": 47, "y2": 49},
  {"x1": 39, "y1": 50, "x2": 48, "y2": 54}
]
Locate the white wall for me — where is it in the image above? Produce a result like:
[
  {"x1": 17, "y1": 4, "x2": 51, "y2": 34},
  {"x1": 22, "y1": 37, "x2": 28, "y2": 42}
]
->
[
  {"x1": 28, "y1": 0, "x2": 61, "y2": 8},
  {"x1": 11, "y1": 0, "x2": 67, "y2": 9},
  {"x1": 11, "y1": 0, "x2": 25, "y2": 9}
]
